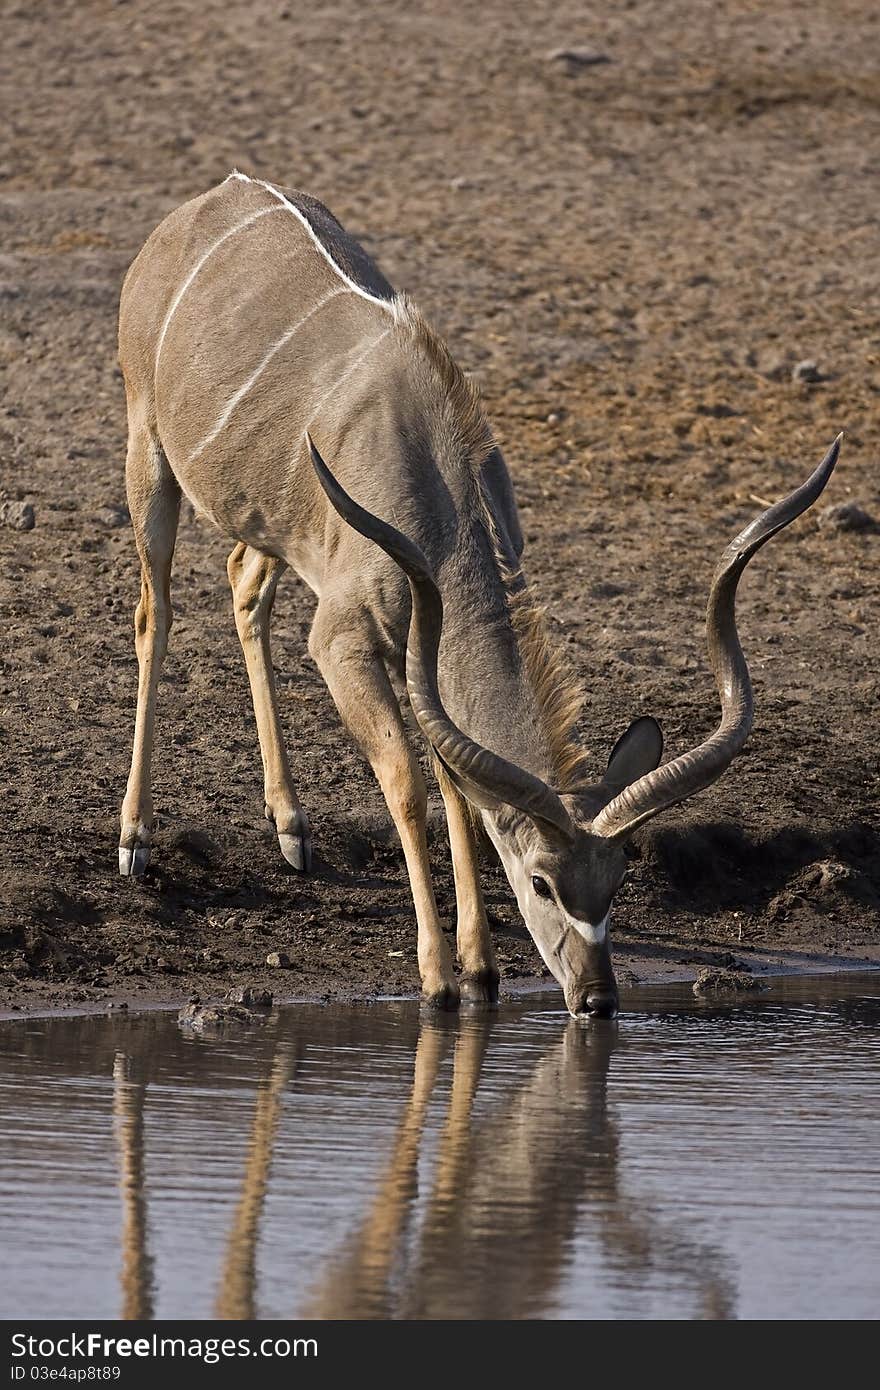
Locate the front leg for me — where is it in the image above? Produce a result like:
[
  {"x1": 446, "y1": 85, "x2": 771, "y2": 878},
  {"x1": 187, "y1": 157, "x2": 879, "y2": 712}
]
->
[
  {"x1": 310, "y1": 607, "x2": 459, "y2": 1008},
  {"x1": 436, "y1": 763, "x2": 499, "y2": 1003}
]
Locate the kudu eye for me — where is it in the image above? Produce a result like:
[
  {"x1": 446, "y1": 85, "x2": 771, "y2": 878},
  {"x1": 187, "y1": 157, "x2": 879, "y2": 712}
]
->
[{"x1": 531, "y1": 875, "x2": 552, "y2": 900}]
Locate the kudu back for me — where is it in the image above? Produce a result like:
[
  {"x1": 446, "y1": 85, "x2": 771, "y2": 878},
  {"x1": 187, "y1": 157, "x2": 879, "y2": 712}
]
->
[{"x1": 117, "y1": 171, "x2": 840, "y2": 1016}]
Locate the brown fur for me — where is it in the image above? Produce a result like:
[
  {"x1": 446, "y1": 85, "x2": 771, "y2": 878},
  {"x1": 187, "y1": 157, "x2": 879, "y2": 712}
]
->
[
  {"x1": 119, "y1": 175, "x2": 609, "y2": 1011},
  {"x1": 391, "y1": 295, "x2": 495, "y2": 468},
  {"x1": 506, "y1": 584, "x2": 589, "y2": 790}
]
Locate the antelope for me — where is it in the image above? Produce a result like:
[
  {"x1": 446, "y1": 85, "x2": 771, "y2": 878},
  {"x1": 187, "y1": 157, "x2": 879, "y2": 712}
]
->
[{"x1": 117, "y1": 170, "x2": 840, "y2": 1017}]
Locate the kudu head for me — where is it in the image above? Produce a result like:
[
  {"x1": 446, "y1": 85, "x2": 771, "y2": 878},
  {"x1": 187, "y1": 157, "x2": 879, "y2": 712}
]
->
[{"x1": 309, "y1": 434, "x2": 840, "y2": 1019}]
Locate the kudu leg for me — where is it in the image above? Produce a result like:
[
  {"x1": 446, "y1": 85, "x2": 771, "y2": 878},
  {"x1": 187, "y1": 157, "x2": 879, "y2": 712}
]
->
[
  {"x1": 302, "y1": 1020, "x2": 452, "y2": 1317},
  {"x1": 436, "y1": 763, "x2": 499, "y2": 1003},
  {"x1": 310, "y1": 612, "x2": 459, "y2": 1008},
  {"x1": 112, "y1": 1053, "x2": 154, "y2": 1320},
  {"x1": 215, "y1": 1040, "x2": 298, "y2": 1320},
  {"x1": 119, "y1": 427, "x2": 180, "y2": 876},
  {"x1": 227, "y1": 543, "x2": 311, "y2": 872}
]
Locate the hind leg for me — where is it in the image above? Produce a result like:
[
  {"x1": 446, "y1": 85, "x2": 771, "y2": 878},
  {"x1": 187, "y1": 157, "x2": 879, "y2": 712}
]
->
[
  {"x1": 310, "y1": 604, "x2": 458, "y2": 1007},
  {"x1": 119, "y1": 417, "x2": 180, "y2": 875},
  {"x1": 227, "y1": 542, "x2": 311, "y2": 871}
]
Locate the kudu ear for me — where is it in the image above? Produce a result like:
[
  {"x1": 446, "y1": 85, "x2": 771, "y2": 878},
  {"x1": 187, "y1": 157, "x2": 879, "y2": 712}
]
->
[{"x1": 603, "y1": 717, "x2": 664, "y2": 794}]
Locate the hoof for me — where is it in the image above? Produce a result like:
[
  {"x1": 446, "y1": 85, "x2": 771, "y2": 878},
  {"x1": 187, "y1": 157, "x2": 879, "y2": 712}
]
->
[
  {"x1": 267, "y1": 805, "x2": 312, "y2": 873},
  {"x1": 421, "y1": 981, "x2": 461, "y2": 1012},
  {"x1": 119, "y1": 843, "x2": 150, "y2": 877},
  {"x1": 460, "y1": 967, "x2": 500, "y2": 1005},
  {"x1": 278, "y1": 831, "x2": 312, "y2": 873}
]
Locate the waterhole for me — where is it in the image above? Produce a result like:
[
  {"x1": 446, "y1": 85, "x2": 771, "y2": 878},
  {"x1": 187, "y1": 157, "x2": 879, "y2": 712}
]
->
[{"x1": 1, "y1": 973, "x2": 878, "y2": 1320}]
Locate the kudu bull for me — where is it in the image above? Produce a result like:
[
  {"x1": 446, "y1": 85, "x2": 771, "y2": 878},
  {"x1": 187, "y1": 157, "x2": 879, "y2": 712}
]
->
[{"x1": 117, "y1": 171, "x2": 840, "y2": 1016}]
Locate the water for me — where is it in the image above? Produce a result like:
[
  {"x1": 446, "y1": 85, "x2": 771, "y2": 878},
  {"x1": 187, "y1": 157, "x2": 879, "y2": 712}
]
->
[{"x1": 1, "y1": 973, "x2": 879, "y2": 1321}]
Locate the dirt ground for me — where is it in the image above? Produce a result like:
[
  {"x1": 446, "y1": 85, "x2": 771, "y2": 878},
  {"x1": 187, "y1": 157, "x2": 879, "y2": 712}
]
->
[{"x1": 1, "y1": 0, "x2": 878, "y2": 1015}]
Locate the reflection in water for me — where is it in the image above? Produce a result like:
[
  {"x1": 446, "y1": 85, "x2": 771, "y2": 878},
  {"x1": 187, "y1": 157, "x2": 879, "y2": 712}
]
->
[
  {"x1": 305, "y1": 1019, "x2": 735, "y2": 1319},
  {"x1": 112, "y1": 1053, "x2": 154, "y2": 1320},
  {"x1": 113, "y1": 1035, "x2": 299, "y2": 1321},
  {"x1": 110, "y1": 1014, "x2": 735, "y2": 1320},
  {"x1": 3, "y1": 974, "x2": 879, "y2": 1320},
  {"x1": 214, "y1": 1043, "x2": 298, "y2": 1320}
]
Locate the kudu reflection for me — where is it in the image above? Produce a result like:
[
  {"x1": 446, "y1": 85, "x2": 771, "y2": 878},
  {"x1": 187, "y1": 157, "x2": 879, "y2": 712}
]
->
[
  {"x1": 113, "y1": 1054, "x2": 155, "y2": 1321},
  {"x1": 113, "y1": 1023, "x2": 734, "y2": 1319},
  {"x1": 304, "y1": 1018, "x2": 736, "y2": 1319},
  {"x1": 112, "y1": 1039, "x2": 297, "y2": 1321}
]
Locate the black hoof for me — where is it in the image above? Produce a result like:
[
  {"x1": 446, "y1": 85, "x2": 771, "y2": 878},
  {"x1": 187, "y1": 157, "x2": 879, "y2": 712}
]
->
[
  {"x1": 421, "y1": 983, "x2": 461, "y2": 1012},
  {"x1": 460, "y1": 968, "x2": 500, "y2": 1005}
]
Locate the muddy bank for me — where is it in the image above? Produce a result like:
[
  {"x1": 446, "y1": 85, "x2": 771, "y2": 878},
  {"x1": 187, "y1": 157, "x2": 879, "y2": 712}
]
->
[
  {"x1": 1, "y1": 0, "x2": 878, "y2": 1013},
  {"x1": 2, "y1": 806, "x2": 877, "y2": 1015}
]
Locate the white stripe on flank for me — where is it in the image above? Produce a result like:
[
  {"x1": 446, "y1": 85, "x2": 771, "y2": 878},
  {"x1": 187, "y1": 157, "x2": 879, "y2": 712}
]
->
[
  {"x1": 306, "y1": 328, "x2": 391, "y2": 431},
  {"x1": 189, "y1": 287, "x2": 350, "y2": 461},
  {"x1": 155, "y1": 203, "x2": 281, "y2": 367},
  {"x1": 228, "y1": 170, "x2": 394, "y2": 314}
]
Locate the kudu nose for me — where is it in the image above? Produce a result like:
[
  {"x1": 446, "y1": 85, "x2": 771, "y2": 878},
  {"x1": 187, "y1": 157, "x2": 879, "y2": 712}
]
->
[{"x1": 582, "y1": 989, "x2": 619, "y2": 1020}]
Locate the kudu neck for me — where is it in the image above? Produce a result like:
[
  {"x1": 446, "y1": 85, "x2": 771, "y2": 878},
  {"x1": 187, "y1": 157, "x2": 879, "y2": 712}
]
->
[
  {"x1": 435, "y1": 573, "x2": 561, "y2": 788},
  {"x1": 325, "y1": 381, "x2": 568, "y2": 789}
]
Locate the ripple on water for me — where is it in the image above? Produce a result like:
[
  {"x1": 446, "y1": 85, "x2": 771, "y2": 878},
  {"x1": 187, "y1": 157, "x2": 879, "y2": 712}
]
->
[{"x1": 0, "y1": 974, "x2": 878, "y2": 1320}]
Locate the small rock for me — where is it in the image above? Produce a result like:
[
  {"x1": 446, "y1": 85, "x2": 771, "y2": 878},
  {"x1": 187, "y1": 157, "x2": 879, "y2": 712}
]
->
[
  {"x1": 95, "y1": 503, "x2": 130, "y2": 529},
  {"x1": 226, "y1": 984, "x2": 273, "y2": 1006},
  {"x1": 815, "y1": 860, "x2": 858, "y2": 891},
  {"x1": 178, "y1": 999, "x2": 269, "y2": 1030},
  {"x1": 805, "y1": 859, "x2": 879, "y2": 907},
  {"x1": 767, "y1": 889, "x2": 807, "y2": 922},
  {"x1": 547, "y1": 47, "x2": 612, "y2": 68},
  {"x1": 0, "y1": 500, "x2": 35, "y2": 531},
  {"x1": 791, "y1": 359, "x2": 825, "y2": 384},
  {"x1": 266, "y1": 951, "x2": 290, "y2": 969},
  {"x1": 818, "y1": 502, "x2": 875, "y2": 533},
  {"x1": 178, "y1": 1003, "x2": 209, "y2": 1028},
  {"x1": 693, "y1": 966, "x2": 765, "y2": 996}
]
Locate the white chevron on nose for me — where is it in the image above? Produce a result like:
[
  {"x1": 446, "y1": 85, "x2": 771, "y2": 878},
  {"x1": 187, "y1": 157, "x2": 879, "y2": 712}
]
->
[{"x1": 563, "y1": 910, "x2": 608, "y2": 945}]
